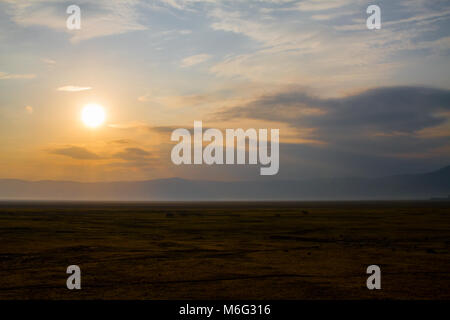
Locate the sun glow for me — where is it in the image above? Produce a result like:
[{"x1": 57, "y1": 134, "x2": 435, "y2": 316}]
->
[{"x1": 82, "y1": 103, "x2": 105, "y2": 128}]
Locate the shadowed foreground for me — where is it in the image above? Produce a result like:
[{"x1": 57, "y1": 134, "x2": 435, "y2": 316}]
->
[{"x1": 0, "y1": 201, "x2": 449, "y2": 299}]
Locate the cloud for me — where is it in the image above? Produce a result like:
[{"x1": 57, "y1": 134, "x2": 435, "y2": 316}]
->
[
  {"x1": 111, "y1": 147, "x2": 160, "y2": 169},
  {"x1": 110, "y1": 139, "x2": 131, "y2": 145},
  {"x1": 149, "y1": 125, "x2": 213, "y2": 136},
  {"x1": 335, "y1": 7, "x2": 450, "y2": 31},
  {"x1": 25, "y1": 105, "x2": 33, "y2": 114},
  {"x1": 42, "y1": 58, "x2": 56, "y2": 65},
  {"x1": 207, "y1": 7, "x2": 376, "y2": 87},
  {"x1": 0, "y1": 72, "x2": 36, "y2": 80},
  {"x1": 149, "y1": 126, "x2": 179, "y2": 134},
  {"x1": 206, "y1": 0, "x2": 450, "y2": 93},
  {"x1": 202, "y1": 86, "x2": 450, "y2": 179},
  {"x1": 159, "y1": 0, "x2": 218, "y2": 11},
  {"x1": 209, "y1": 8, "x2": 317, "y2": 52},
  {"x1": 57, "y1": 85, "x2": 92, "y2": 92},
  {"x1": 181, "y1": 54, "x2": 211, "y2": 67},
  {"x1": 138, "y1": 94, "x2": 152, "y2": 102},
  {"x1": 296, "y1": 0, "x2": 352, "y2": 12},
  {"x1": 213, "y1": 86, "x2": 450, "y2": 162},
  {"x1": 138, "y1": 90, "x2": 218, "y2": 108},
  {"x1": 277, "y1": 141, "x2": 450, "y2": 179},
  {"x1": 49, "y1": 146, "x2": 100, "y2": 160},
  {"x1": 108, "y1": 121, "x2": 148, "y2": 129},
  {"x1": 2, "y1": 0, "x2": 147, "y2": 42},
  {"x1": 113, "y1": 147, "x2": 152, "y2": 161},
  {"x1": 215, "y1": 86, "x2": 450, "y2": 132}
]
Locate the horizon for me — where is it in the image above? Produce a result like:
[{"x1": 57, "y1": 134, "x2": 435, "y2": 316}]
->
[
  {"x1": 1, "y1": 163, "x2": 449, "y2": 183},
  {"x1": 1, "y1": 164, "x2": 448, "y2": 201}
]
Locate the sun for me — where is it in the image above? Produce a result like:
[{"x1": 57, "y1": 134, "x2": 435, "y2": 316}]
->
[{"x1": 82, "y1": 103, "x2": 105, "y2": 128}]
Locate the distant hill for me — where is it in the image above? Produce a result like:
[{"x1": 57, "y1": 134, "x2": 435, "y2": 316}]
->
[{"x1": 0, "y1": 166, "x2": 449, "y2": 201}]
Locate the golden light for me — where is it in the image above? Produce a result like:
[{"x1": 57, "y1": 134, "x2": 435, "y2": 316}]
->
[{"x1": 82, "y1": 103, "x2": 105, "y2": 128}]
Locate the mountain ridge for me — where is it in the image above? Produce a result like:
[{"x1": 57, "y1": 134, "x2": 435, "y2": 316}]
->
[{"x1": 0, "y1": 166, "x2": 449, "y2": 201}]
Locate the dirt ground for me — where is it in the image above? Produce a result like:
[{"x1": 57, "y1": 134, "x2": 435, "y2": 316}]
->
[{"x1": 0, "y1": 201, "x2": 449, "y2": 299}]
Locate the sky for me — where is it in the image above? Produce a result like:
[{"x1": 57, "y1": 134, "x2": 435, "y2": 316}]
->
[{"x1": 0, "y1": 0, "x2": 449, "y2": 182}]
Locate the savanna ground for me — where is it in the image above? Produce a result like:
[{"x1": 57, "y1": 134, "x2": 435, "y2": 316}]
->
[{"x1": 0, "y1": 201, "x2": 449, "y2": 299}]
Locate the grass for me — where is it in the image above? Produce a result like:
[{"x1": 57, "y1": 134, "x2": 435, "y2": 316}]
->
[{"x1": 0, "y1": 201, "x2": 449, "y2": 299}]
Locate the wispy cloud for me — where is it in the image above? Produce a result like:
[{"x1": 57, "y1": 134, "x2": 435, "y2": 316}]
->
[
  {"x1": 108, "y1": 121, "x2": 148, "y2": 129},
  {"x1": 209, "y1": 8, "x2": 317, "y2": 52},
  {"x1": 296, "y1": 0, "x2": 352, "y2": 12},
  {"x1": 49, "y1": 146, "x2": 100, "y2": 160},
  {"x1": 113, "y1": 147, "x2": 152, "y2": 161},
  {"x1": 0, "y1": 72, "x2": 36, "y2": 80},
  {"x1": 2, "y1": 0, "x2": 147, "y2": 42},
  {"x1": 158, "y1": 0, "x2": 217, "y2": 11},
  {"x1": 181, "y1": 54, "x2": 211, "y2": 67},
  {"x1": 206, "y1": 0, "x2": 450, "y2": 93},
  {"x1": 110, "y1": 139, "x2": 131, "y2": 145},
  {"x1": 57, "y1": 86, "x2": 92, "y2": 92},
  {"x1": 41, "y1": 58, "x2": 56, "y2": 65}
]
